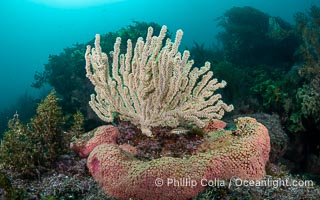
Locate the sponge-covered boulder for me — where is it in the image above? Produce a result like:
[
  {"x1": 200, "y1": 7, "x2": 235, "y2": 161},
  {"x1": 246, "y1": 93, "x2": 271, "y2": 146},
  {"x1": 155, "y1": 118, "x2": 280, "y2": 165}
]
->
[{"x1": 73, "y1": 117, "x2": 270, "y2": 200}]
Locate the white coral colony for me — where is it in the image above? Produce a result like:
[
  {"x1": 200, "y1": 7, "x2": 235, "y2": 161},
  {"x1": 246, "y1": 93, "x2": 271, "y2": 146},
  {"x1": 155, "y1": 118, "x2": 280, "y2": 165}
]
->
[{"x1": 85, "y1": 25, "x2": 234, "y2": 137}]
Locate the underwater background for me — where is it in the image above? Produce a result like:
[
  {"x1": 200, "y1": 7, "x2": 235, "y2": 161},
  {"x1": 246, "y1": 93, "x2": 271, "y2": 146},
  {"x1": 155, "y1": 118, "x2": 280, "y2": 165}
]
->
[
  {"x1": 1, "y1": 0, "x2": 320, "y2": 199},
  {"x1": 0, "y1": 0, "x2": 317, "y2": 111}
]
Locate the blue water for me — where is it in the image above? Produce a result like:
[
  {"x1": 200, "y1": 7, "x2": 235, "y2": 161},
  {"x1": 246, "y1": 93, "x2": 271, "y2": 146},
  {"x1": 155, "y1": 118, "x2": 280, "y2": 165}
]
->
[{"x1": 0, "y1": 0, "x2": 318, "y2": 110}]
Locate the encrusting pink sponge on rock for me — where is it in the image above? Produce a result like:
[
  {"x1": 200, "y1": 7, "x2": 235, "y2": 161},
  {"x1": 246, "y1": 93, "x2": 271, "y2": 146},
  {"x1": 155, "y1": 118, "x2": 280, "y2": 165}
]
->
[{"x1": 71, "y1": 117, "x2": 270, "y2": 200}]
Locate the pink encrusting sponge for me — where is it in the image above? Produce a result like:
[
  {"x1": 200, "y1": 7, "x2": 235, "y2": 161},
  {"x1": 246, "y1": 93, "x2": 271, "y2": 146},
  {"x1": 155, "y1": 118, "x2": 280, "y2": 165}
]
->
[{"x1": 72, "y1": 117, "x2": 270, "y2": 200}]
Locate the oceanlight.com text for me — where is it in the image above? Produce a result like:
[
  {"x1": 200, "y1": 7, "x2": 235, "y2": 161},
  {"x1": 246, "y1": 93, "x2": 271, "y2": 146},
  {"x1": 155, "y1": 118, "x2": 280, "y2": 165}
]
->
[{"x1": 154, "y1": 177, "x2": 314, "y2": 189}]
